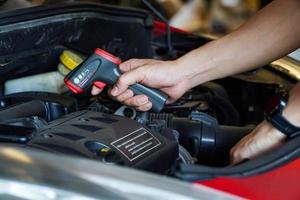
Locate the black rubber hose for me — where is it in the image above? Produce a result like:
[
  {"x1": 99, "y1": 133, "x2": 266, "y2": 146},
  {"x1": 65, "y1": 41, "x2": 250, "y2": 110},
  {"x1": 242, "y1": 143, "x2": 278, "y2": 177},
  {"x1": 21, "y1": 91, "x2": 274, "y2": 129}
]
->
[
  {"x1": 212, "y1": 125, "x2": 254, "y2": 165},
  {"x1": 0, "y1": 100, "x2": 48, "y2": 121},
  {"x1": 193, "y1": 93, "x2": 240, "y2": 125},
  {"x1": 171, "y1": 117, "x2": 254, "y2": 166},
  {"x1": 143, "y1": 113, "x2": 253, "y2": 165},
  {"x1": 217, "y1": 125, "x2": 254, "y2": 150}
]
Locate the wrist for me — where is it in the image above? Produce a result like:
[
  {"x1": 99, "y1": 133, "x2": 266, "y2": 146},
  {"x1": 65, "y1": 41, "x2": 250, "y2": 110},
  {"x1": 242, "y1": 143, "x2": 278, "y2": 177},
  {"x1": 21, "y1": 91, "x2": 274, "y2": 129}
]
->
[
  {"x1": 282, "y1": 105, "x2": 300, "y2": 127},
  {"x1": 265, "y1": 91, "x2": 300, "y2": 138},
  {"x1": 171, "y1": 58, "x2": 193, "y2": 90},
  {"x1": 263, "y1": 120, "x2": 287, "y2": 141},
  {"x1": 175, "y1": 47, "x2": 217, "y2": 90},
  {"x1": 167, "y1": 59, "x2": 193, "y2": 92}
]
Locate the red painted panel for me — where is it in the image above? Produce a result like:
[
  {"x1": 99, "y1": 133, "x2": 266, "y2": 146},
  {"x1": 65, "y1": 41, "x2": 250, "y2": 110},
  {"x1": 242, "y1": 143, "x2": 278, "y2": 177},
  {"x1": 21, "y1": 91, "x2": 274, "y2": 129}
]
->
[
  {"x1": 153, "y1": 21, "x2": 189, "y2": 37},
  {"x1": 196, "y1": 158, "x2": 300, "y2": 200}
]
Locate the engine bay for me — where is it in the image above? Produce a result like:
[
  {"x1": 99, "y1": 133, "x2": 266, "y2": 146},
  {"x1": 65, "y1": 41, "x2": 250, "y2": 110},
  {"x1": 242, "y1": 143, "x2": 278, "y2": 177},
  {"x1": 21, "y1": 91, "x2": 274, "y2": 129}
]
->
[{"x1": 0, "y1": 3, "x2": 297, "y2": 180}]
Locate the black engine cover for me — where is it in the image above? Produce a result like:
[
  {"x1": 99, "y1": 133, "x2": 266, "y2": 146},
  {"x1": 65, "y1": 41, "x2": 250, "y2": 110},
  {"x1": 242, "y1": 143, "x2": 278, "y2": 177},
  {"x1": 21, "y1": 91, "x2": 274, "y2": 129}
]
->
[{"x1": 27, "y1": 110, "x2": 178, "y2": 173}]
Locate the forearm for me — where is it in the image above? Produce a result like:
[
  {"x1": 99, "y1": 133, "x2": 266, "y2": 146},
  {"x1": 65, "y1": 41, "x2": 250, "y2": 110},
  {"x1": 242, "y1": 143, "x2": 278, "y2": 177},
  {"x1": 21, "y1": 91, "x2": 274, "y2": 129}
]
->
[{"x1": 176, "y1": 0, "x2": 300, "y2": 88}]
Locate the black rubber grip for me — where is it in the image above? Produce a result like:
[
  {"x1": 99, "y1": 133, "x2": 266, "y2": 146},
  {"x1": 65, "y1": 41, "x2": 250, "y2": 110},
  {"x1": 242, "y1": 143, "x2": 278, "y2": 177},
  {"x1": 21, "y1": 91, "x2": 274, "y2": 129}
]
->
[{"x1": 129, "y1": 83, "x2": 167, "y2": 113}]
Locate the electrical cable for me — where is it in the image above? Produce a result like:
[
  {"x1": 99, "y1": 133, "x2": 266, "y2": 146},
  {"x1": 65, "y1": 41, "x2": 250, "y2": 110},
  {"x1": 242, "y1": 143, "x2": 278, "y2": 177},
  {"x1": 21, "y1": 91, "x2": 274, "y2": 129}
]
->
[{"x1": 141, "y1": 0, "x2": 174, "y2": 58}]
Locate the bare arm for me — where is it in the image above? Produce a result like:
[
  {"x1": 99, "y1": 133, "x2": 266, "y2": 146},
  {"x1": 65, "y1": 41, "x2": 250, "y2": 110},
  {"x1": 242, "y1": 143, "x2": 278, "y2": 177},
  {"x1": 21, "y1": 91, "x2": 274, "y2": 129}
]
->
[
  {"x1": 93, "y1": 0, "x2": 300, "y2": 110},
  {"x1": 91, "y1": 0, "x2": 300, "y2": 163},
  {"x1": 179, "y1": 0, "x2": 300, "y2": 89},
  {"x1": 230, "y1": 82, "x2": 300, "y2": 164}
]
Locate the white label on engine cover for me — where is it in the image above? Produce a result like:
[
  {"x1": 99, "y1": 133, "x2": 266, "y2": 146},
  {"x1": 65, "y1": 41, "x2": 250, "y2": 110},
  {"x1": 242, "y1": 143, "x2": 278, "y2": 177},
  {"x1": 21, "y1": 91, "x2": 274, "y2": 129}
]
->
[{"x1": 111, "y1": 128, "x2": 161, "y2": 162}]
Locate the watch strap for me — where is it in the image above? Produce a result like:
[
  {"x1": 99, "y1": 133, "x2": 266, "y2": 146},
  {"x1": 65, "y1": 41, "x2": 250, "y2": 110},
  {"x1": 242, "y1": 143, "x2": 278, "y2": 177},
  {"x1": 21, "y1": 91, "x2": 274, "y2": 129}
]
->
[
  {"x1": 265, "y1": 93, "x2": 300, "y2": 138},
  {"x1": 265, "y1": 111, "x2": 300, "y2": 138}
]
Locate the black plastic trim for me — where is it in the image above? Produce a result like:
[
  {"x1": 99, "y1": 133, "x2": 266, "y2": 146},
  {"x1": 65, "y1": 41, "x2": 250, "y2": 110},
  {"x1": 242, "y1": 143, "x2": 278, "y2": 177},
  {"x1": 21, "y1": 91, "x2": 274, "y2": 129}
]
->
[
  {"x1": 176, "y1": 135, "x2": 300, "y2": 181},
  {"x1": 0, "y1": 2, "x2": 153, "y2": 27}
]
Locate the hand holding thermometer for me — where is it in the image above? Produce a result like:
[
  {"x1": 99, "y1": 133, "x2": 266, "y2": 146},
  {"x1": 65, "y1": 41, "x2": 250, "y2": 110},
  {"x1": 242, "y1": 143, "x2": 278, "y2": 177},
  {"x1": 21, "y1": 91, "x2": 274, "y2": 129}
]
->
[{"x1": 64, "y1": 48, "x2": 168, "y2": 112}]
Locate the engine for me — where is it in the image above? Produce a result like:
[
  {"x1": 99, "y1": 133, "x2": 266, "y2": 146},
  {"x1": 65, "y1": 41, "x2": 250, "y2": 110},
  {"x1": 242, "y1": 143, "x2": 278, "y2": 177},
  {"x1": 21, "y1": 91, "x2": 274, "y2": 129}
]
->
[
  {"x1": 0, "y1": 83, "x2": 257, "y2": 174},
  {"x1": 0, "y1": 43, "x2": 290, "y2": 174},
  {"x1": 28, "y1": 110, "x2": 178, "y2": 173}
]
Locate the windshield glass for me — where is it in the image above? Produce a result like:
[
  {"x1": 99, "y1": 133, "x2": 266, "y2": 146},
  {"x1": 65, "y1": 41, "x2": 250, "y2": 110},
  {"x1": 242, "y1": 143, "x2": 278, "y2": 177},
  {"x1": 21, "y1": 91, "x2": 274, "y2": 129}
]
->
[{"x1": 289, "y1": 48, "x2": 300, "y2": 63}]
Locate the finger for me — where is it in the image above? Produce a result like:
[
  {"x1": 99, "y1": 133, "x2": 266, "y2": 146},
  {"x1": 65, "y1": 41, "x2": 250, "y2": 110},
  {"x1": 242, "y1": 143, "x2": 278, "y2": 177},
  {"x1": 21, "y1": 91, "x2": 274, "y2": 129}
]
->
[
  {"x1": 91, "y1": 85, "x2": 104, "y2": 96},
  {"x1": 166, "y1": 98, "x2": 177, "y2": 104},
  {"x1": 115, "y1": 89, "x2": 134, "y2": 102},
  {"x1": 230, "y1": 156, "x2": 247, "y2": 166},
  {"x1": 137, "y1": 101, "x2": 152, "y2": 111},
  {"x1": 230, "y1": 147, "x2": 239, "y2": 165},
  {"x1": 111, "y1": 68, "x2": 145, "y2": 96},
  {"x1": 123, "y1": 95, "x2": 149, "y2": 107},
  {"x1": 230, "y1": 141, "x2": 250, "y2": 165},
  {"x1": 229, "y1": 137, "x2": 248, "y2": 165},
  {"x1": 230, "y1": 149, "x2": 244, "y2": 165},
  {"x1": 107, "y1": 88, "x2": 117, "y2": 100},
  {"x1": 119, "y1": 59, "x2": 153, "y2": 72}
]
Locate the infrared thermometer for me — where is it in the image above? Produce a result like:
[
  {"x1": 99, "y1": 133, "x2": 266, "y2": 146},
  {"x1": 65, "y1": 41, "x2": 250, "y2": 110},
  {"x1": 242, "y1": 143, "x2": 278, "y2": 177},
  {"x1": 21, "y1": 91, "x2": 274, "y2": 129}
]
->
[{"x1": 64, "y1": 48, "x2": 167, "y2": 112}]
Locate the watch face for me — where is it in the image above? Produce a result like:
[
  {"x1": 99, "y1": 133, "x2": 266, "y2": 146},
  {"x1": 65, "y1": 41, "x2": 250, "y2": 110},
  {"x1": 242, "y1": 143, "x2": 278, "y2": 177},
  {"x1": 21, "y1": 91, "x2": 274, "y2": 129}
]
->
[{"x1": 265, "y1": 92, "x2": 284, "y2": 115}]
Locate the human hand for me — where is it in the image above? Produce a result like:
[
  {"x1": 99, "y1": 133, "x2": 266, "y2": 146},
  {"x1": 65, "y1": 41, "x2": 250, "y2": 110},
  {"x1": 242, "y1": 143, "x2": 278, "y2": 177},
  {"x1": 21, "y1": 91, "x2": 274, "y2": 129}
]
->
[
  {"x1": 230, "y1": 82, "x2": 300, "y2": 165},
  {"x1": 91, "y1": 59, "x2": 191, "y2": 111},
  {"x1": 230, "y1": 120, "x2": 286, "y2": 165}
]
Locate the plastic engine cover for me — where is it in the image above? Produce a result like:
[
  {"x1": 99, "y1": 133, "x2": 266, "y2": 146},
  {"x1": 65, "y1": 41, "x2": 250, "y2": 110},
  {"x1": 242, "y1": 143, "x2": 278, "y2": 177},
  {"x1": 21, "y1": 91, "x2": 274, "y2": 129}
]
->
[{"x1": 26, "y1": 110, "x2": 178, "y2": 173}]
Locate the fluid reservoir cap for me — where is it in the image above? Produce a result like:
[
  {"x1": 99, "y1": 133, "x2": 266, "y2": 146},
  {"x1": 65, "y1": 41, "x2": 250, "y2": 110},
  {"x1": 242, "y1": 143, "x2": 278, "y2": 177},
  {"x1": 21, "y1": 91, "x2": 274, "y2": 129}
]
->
[{"x1": 60, "y1": 50, "x2": 84, "y2": 70}]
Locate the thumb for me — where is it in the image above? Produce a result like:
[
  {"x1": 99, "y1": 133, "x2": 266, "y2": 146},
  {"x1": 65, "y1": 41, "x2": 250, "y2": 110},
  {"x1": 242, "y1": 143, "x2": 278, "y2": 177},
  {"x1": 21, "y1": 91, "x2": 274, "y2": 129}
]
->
[{"x1": 111, "y1": 68, "x2": 146, "y2": 96}]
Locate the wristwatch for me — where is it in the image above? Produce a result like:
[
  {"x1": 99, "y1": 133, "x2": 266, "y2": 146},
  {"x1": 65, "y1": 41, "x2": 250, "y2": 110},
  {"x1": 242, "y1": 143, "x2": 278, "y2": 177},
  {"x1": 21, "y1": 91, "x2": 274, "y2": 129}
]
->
[{"x1": 264, "y1": 93, "x2": 300, "y2": 139}]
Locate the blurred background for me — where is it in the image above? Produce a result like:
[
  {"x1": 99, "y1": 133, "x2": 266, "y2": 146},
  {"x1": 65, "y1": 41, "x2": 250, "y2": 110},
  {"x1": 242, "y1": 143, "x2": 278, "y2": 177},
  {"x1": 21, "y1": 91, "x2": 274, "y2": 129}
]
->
[{"x1": 1, "y1": 0, "x2": 273, "y2": 37}]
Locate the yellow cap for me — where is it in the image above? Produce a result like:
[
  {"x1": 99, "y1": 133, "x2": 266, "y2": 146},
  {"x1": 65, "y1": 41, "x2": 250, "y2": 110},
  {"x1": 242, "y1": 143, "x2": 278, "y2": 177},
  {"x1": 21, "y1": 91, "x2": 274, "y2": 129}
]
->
[
  {"x1": 60, "y1": 50, "x2": 84, "y2": 70},
  {"x1": 100, "y1": 147, "x2": 111, "y2": 153}
]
